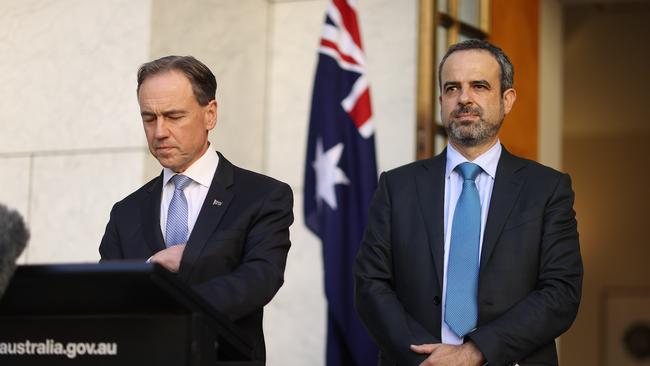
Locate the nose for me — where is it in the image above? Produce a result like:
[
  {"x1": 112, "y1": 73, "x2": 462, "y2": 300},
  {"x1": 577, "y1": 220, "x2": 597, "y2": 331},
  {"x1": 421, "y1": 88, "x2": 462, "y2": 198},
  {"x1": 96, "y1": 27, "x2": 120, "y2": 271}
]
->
[
  {"x1": 458, "y1": 87, "x2": 473, "y2": 105},
  {"x1": 153, "y1": 118, "x2": 169, "y2": 139}
]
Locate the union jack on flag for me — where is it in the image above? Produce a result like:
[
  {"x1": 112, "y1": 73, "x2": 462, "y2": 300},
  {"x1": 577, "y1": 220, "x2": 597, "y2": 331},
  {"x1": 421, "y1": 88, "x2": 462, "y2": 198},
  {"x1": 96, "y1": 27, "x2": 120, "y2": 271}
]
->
[{"x1": 304, "y1": 1, "x2": 378, "y2": 365}]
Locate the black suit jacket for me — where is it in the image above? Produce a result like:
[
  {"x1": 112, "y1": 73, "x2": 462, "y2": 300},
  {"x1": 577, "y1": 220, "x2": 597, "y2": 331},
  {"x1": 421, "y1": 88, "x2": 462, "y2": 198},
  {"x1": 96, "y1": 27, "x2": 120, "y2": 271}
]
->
[
  {"x1": 99, "y1": 152, "x2": 293, "y2": 362},
  {"x1": 354, "y1": 147, "x2": 583, "y2": 366}
]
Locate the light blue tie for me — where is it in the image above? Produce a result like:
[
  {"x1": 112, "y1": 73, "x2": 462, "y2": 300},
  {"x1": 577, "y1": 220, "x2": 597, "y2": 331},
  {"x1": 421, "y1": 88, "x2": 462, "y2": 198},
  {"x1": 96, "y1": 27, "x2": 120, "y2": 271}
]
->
[
  {"x1": 166, "y1": 174, "x2": 193, "y2": 247},
  {"x1": 445, "y1": 162, "x2": 482, "y2": 338}
]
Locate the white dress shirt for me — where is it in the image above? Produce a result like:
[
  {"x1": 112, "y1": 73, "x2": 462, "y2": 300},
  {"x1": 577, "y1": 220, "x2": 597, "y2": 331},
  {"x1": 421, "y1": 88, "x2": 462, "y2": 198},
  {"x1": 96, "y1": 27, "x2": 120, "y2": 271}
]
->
[
  {"x1": 441, "y1": 141, "x2": 502, "y2": 345},
  {"x1": 160, "y1": 144, "x2": 219, "y2": 244}
]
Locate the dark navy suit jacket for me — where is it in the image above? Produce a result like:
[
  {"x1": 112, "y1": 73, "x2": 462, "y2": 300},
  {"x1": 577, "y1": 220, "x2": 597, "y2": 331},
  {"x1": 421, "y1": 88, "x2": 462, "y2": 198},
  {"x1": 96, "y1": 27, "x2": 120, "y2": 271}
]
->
[
  {"x1": 354, "y1": 147, "x2": 583, "y2": 366},
  {"x1": 100, "y1": 152, "x2": 293, "y2": 362}
]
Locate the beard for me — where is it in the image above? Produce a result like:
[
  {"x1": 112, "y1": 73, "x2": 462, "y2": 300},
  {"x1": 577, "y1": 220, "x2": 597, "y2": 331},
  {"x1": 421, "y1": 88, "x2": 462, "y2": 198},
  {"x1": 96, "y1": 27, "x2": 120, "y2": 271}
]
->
[{"x1": 444, "y1": 103, "x2": 504, "y2": 148}]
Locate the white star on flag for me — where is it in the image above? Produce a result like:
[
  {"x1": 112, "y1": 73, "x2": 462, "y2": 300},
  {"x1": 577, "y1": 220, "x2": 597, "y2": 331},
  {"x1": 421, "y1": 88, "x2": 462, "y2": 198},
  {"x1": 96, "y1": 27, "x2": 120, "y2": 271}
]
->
[{"x1": 312, "y1": 138, "x2": 350, "y2": 210}]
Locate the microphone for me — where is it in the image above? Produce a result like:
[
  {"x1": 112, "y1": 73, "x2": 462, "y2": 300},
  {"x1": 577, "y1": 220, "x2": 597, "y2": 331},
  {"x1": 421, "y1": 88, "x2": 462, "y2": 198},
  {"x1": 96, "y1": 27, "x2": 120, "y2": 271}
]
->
[{"x1": 0, "y1": 203, "x2": 29, "y2": 298}]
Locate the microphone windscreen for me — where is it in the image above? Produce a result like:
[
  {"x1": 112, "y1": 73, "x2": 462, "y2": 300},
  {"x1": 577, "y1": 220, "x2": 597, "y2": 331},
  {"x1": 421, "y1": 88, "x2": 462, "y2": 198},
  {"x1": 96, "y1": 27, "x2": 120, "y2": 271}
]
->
[{"x1": 0, "y1": 203, "x2": 30, "y2": 297}]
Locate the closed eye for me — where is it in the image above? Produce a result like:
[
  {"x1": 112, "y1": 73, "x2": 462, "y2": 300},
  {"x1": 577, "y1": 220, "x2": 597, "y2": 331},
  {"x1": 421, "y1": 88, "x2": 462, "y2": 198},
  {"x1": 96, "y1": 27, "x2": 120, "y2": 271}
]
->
[
  {"x1": 163, "y1": 110, "x2": 187, "y2": 120},
  {"x1": 141, "y1": 113, "x2": 155, "y2": 123}
]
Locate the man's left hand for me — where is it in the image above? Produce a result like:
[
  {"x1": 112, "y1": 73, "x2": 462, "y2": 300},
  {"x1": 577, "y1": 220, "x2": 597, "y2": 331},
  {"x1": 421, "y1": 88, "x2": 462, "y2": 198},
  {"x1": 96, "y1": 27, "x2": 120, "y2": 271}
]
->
[
  {"x1": 410, "y1": 341, "x2": 484, "y2": 366},
  {"x1": 149, "y1": 244, "x2": 186, "y2": 273}
]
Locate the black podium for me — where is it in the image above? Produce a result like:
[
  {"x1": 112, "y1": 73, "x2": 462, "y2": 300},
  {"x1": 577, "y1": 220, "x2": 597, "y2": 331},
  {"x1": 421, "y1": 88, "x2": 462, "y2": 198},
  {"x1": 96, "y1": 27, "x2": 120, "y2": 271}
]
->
[{"x1": 0, "y1": 262, "x2": 256, "y2": 365}]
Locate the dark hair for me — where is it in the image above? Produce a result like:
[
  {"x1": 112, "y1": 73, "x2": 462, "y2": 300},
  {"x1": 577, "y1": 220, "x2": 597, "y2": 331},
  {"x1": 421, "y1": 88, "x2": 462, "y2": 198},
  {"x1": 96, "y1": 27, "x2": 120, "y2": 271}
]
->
[
  {"x1": 137, "y1": 55, "x2": 217, "y2": 106},
  {"x1": 438, "y1": 39, "x2": 514, "y2": 93}
]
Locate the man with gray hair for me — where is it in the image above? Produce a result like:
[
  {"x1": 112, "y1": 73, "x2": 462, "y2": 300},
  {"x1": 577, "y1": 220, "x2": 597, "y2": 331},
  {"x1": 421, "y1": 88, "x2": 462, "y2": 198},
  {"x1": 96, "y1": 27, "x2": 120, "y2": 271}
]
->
[
  {"x1": 100, "y1": 56, "x2": 293, "y2": 363},
  {"x1": 354, "y1": 40, "x2": 583, "y2": 365}
]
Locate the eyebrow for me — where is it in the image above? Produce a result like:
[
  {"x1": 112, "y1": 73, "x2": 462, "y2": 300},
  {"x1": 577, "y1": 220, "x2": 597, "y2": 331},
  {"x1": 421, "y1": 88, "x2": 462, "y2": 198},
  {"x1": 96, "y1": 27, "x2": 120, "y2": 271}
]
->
[
  {"x1": 442, "y1": 80, "x2": 492, "y2": 89},
  {"x1": 470, "y1": 80, "x2": 492, "y2": 88},
  {"x1": 140, "y1": 109, "x2": 187, "y2": 118},
  {"x1": 162, "y1": 109, "x2": 187, "y2": 116}
]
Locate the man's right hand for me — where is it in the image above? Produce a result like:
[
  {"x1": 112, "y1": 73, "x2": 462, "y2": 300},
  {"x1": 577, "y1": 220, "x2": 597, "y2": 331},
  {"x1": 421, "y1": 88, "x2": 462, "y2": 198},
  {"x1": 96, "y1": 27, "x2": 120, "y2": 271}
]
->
[
  {"x1": 150, "y1": 244, "x2": 186, "y2": 273},
  {"x1": 410, "y1": 341, "x2": 485, "y2": 366}
]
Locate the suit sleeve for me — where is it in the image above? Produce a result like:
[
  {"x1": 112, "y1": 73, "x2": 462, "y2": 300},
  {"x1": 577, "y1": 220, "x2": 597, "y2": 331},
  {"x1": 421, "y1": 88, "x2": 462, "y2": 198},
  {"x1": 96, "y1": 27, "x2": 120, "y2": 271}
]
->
[
  {"x1": 192, "y1": 183, "x2": 293, "y2": 321},
  {"x1": 354, "y1": 172, "x2": 435, "y2": 365},
  {"x1": 98, "y1": 203, "x2": 124, "y2": 260},
  {"x1": 469, "y1": 173, "x2": 583, "y2": 365}
]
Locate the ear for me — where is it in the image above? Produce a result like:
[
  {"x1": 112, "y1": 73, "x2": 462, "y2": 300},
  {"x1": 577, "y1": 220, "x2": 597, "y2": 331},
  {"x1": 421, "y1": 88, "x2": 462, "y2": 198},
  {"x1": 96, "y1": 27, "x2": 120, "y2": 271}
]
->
[
  {"x1": 204, "y1": 100, "x2": 218, "y2": 131},
  {"x1": 502, "y1": 88, "x2": 517, "y2": 115}
]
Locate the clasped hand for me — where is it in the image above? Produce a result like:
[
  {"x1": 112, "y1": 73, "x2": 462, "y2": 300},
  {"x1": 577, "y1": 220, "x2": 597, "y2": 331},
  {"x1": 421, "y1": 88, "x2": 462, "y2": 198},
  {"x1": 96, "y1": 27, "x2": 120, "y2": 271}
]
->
[{"x1": 410, "y1": 341, "x2": 484, "y2": 366}]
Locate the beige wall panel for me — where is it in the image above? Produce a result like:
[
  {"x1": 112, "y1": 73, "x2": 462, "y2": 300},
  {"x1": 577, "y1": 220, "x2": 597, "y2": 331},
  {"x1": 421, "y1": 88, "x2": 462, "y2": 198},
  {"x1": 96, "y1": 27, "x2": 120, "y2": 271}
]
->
[
  {"x1": 265, "y1": 0, "x2": 326, "y2": 187},
  {"x1": 0, "y1": 0, "x2": 152, "y2": 154},
  {"x1": 149, "y1": 0, "x2": 269, "y2": 173},
  {"x1": 26, "y1": 150, "x2": 148, "y2": 263},
  {"x1": 263, "y1": 191, "x2": 326, "y2": 366},
  {"x1": 360, "y1": 0, "x2": 418, "y2": 172},
  {"x1": 0, "y1": 157, "x2": 31, "y2": 221},
  {"x1": 0, "y1": 156, "x2": 32, "y2": 264},
  {"x1": 265, "y1": 2, "x2": 327, "y2": 364}
]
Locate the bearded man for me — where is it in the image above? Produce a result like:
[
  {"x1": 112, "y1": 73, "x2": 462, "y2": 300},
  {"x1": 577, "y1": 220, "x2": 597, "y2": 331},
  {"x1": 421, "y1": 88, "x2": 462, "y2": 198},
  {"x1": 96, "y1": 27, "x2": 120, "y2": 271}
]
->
[{"x1": 354, "y1": 40, "x2": 583, "y2": 366}]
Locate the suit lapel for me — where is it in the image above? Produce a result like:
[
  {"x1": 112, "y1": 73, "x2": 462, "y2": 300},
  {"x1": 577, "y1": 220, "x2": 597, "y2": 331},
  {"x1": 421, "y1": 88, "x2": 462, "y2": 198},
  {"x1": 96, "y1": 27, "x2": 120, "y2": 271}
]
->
[
  {"x1": 178, "y1": 152, "x2": 235, "y2": 282},
  {"x1": 480, "y1": 147, "x2": 526, "y2": 271},
  {"x1": 416, "y1": 151, "x2": 447, "y2": 289},
  {"x1": 142, "y1": 174, "x2": 166, "y2": 254}
]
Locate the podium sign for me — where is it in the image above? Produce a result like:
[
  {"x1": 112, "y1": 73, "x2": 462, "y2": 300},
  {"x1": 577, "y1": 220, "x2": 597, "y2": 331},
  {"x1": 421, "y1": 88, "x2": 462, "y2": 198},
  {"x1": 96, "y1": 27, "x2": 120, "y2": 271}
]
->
[{"x1": 0, "y1": 263, "x2": 253, "y2": 365}]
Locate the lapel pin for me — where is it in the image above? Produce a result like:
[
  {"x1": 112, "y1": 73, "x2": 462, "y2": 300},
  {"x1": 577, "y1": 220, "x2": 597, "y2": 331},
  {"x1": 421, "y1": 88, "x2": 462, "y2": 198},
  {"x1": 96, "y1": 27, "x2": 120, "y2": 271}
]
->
[{"x1": 213, "y1": 199, "x2": 223, "y2": 206}]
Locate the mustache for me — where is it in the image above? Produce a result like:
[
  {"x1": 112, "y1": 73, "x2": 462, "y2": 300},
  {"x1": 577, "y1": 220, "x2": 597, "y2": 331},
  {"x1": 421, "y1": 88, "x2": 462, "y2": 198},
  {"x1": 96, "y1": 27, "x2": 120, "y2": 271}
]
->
[{"x1": 451, "y1": 105, "x2": 483, "y2": 118}]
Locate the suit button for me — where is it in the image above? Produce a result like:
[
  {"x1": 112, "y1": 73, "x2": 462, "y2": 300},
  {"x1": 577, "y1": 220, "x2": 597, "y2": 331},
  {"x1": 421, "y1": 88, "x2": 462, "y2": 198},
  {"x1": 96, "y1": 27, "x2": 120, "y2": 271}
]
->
[{"x1": 433, "y1": 296, "x2": 441, "y2": 305}]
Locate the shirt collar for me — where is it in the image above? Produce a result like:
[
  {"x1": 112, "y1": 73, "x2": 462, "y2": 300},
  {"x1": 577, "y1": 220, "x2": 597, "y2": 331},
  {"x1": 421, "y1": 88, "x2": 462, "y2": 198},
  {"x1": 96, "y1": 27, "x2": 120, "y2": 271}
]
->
[
  {"x1": 445, "y1": 140, "x2": 501, "y2": 179},
  {"x1": 162, "y1": 142, "x2": 219, "y2": 188}
]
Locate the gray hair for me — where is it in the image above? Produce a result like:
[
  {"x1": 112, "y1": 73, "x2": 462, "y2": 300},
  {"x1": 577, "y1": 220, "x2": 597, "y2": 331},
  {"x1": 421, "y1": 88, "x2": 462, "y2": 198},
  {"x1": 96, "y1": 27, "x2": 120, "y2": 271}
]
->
[{"x1": 137, "y1": 55, "x2": 217, "y2": 106}]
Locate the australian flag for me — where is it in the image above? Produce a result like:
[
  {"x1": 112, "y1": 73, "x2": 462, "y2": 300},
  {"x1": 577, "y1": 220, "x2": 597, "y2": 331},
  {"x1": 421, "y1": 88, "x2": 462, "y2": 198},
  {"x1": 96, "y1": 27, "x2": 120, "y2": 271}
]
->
[{"x1": 304, "y1": 1, "x2": 378, "y2": 365}]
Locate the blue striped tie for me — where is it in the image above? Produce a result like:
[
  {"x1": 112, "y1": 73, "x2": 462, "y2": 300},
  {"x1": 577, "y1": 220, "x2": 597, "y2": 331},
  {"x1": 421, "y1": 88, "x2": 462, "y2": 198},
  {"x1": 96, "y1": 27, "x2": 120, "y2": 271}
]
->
[
  {"x1": 445, "y1": 162, "x2": 482, "y2": 338},
  {"x1": 165, "y1": 174, "x2": 193, "y2": 247}
]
